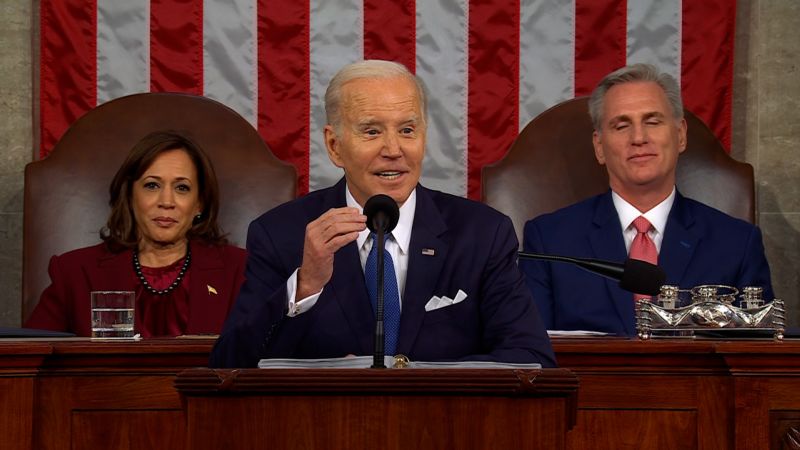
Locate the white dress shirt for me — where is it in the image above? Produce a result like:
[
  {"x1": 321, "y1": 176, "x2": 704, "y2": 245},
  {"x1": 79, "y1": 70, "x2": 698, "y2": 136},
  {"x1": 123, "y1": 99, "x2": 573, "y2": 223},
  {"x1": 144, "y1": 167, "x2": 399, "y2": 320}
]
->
[
  {"x1": 611, "y1": 187, "x2": 676, "y2": 254},
  {"x1": 285, "y1": 186, "x2": 416, "y2": 316}
]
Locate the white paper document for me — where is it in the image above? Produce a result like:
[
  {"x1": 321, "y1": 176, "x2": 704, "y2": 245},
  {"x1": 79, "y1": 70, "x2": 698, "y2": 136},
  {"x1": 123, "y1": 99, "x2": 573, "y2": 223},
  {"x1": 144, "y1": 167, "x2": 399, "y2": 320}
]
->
[
  {"x1": 258, "y1": 355, "x2": 541, "y2": 369},
  {"x1": 546, "y1": 329, "x2": 612, "y2": 337}
]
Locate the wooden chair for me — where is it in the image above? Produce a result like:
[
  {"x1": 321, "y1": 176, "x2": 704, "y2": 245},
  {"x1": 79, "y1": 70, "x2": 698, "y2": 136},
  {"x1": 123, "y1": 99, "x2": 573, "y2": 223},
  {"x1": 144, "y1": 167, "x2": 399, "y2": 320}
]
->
[
  {"x1": 482, "y1": 96, "x2": 754, "y2": 245},
  {"x1": 23, "y1": 93, "x2": 297, "y2": 322}
]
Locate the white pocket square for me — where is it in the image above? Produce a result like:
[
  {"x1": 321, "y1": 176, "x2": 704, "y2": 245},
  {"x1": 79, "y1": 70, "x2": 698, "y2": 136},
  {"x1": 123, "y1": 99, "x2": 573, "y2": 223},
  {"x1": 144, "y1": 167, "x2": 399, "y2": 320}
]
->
[{"x1": 425, "y1": 289, "x2": 468, "y2": 312}]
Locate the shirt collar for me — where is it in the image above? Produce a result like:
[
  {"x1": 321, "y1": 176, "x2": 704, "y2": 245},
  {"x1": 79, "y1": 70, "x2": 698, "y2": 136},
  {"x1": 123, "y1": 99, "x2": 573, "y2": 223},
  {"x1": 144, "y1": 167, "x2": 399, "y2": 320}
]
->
[
  {"x1": 611, "y1": 187, "x2": 675, "y2": 236},
  {"x1": 347, "y1": 186, "x2": 416, "y2": 256}
]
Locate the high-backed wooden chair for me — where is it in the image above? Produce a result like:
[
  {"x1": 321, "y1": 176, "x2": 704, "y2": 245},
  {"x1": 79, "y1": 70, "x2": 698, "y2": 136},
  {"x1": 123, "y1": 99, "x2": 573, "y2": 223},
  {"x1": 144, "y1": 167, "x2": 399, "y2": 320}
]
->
[
  {"x1": 482, "y1": 96, "x2": 754, "y2": 245},
  {"x1": 23, "y1": 93, "x2": 297, "y2": 322}
]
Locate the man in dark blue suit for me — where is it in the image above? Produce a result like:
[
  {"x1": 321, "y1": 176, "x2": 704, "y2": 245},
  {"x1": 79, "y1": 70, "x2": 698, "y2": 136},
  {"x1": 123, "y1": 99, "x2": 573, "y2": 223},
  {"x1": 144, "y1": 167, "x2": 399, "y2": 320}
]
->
[
  {"x1": 211, "y1": 60, "x2": 555, "y2": 368},
  {"x1": 521, "y1": 64, "x2": 773, "y2": 336}
]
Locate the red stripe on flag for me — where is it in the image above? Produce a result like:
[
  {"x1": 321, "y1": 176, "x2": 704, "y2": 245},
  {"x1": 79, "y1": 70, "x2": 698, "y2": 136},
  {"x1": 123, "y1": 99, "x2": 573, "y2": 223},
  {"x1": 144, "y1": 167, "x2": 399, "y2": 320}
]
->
[
  {"x1": 363, "y1": 0, "x2": 415, "y2": 72},
  {"x1": 467, "y1": 0, "x2": 520, "y2": 200},
  {"x1": 39, "y1": 0, "x2": 97, "y2": 159},
  {"x1": 681, "y1": 0, "x2": 736, "y2": 151},
  {"x1": 574, "y1": 0, "x2": 627, "y2": 96},
  {"x1": 150, "y1": 0, "x2": 203, "y2": 94},
  {"x1": 257, "y1": 0, "x2": 311, "y2": 195}
]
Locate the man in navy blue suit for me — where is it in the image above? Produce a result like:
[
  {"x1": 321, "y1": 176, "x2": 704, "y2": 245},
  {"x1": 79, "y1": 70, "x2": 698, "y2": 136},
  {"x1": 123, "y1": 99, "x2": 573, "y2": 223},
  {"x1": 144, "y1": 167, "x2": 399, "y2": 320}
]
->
[
  {"x1": 521, "y1": 64, "x2": 773, "y2": 336},
  {"x1": 211, "y1": 60, "x2": 555, "y2": 368}
]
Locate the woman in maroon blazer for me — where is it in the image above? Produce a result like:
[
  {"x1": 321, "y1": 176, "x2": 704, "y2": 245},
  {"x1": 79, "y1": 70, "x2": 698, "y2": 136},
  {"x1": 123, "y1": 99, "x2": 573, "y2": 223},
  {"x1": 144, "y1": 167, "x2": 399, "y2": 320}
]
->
[{"x1": 25, "y1": 131, "x2": 246, "y2": 337}]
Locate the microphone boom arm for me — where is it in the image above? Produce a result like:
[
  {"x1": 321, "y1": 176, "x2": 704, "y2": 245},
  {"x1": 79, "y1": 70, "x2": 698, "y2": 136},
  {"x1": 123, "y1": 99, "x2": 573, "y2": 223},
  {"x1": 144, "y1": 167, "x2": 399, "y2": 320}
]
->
[
  {"x1": 518, "y1": 251, "x2": 624, "y2": 281},
  {"x1": 517, "y1": 251, "x2": 666, "y2": 296}
]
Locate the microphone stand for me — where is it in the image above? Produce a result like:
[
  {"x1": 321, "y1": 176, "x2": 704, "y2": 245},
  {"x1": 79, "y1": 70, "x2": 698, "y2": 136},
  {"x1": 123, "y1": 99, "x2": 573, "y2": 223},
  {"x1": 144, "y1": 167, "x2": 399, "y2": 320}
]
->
[
  {"x1": 363, "y1": 194, "x2": 400, "y2": 369},
  {"x1": 371, "y1": 225, "x2": 387, "y2": 369}
]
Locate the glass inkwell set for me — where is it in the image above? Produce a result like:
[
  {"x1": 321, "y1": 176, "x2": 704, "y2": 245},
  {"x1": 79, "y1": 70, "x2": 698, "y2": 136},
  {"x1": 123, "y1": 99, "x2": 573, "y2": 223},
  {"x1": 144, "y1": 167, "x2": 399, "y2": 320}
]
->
[{"x1": 636, "y1": 285, "x2": 785, "y2": 340}]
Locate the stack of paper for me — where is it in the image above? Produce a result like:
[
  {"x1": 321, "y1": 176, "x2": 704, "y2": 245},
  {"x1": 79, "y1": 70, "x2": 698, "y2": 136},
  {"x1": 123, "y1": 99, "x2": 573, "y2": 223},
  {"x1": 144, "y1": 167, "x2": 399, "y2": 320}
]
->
[
  {"x1": 546, "y1": 330, "x2": 611, "y2": 337},
  {"x1": 258, "y1": 355, "x2": 541, "y2": 369}
]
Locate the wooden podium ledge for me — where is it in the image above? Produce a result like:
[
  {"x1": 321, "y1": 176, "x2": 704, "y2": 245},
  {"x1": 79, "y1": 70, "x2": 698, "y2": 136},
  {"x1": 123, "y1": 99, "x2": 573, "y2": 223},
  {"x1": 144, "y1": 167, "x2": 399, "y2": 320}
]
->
[{"x1": 176, "y1": 367, "x2": 578, "y2": 396}]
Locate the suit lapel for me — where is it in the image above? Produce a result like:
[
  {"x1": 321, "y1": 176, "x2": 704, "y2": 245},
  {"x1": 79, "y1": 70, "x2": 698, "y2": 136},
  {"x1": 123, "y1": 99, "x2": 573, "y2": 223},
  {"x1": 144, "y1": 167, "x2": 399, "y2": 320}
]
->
[
  {"x1": 330, "y1": 241, "x2": 376, "y2": 355},
  {"x1": 327, "y1": 180, "x2": 376, "y2": 355},
  {"x1": 588, "y1": 192, "x2": 635, "y2": 334},
  {"x1": 396, "y1": 186, "x2": 447, "y2": 354},
  {"x1": 658, "y1": 192, "x2": 699, "y2": 286}
]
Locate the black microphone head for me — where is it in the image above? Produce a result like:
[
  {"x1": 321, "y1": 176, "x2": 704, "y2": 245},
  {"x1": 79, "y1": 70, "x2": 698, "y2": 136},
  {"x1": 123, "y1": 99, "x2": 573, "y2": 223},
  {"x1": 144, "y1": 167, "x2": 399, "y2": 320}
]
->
[
  {"x1": 364, "y1": 194, "x2": 400, "y2": 233},
  {"x1": 619, "y1": 259, "x2": 666, "y2": 296}
]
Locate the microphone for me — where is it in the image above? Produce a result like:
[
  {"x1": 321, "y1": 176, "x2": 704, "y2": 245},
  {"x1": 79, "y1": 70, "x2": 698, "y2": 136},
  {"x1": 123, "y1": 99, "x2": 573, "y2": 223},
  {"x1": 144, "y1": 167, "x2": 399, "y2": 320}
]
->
[
  {"x1": 363, "y1": 194, "x2": 400, "y2": 368},
  {"x1": 518, "y1": 251, "x2": 666, "y2": 296},
  {"x1": 364, "y1": 194, "x2": 400, "y2": 234}
]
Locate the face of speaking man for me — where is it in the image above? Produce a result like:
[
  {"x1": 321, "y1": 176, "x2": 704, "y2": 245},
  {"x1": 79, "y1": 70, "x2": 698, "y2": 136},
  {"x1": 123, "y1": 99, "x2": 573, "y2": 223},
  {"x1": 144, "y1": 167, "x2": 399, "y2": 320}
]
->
[
  {"x1": 592, "y1": 80, "x2": 687, "y2": 205},
  {"x1": 324, "y1": 75, "x2": 426, "y2": 207}
]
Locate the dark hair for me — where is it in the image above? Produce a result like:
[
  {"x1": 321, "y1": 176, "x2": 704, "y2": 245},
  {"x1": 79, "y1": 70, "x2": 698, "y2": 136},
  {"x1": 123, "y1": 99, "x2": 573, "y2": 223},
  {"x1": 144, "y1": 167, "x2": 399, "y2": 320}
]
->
[{"x1": 100, "y1": 131, "x2": 227, "y2": 252}]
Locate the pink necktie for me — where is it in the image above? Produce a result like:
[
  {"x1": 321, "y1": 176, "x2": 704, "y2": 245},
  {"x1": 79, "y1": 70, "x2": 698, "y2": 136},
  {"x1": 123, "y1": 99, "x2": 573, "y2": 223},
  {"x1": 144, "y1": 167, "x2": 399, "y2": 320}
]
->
[{"x1": 629, "y1": 216, "x2": 658, "y2": 300}]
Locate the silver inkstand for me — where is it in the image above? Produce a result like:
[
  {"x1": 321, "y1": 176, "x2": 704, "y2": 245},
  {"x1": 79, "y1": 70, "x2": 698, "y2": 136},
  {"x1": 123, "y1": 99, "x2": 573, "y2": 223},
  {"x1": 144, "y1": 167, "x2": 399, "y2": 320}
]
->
[{"x1": 636, "y1": 284, "x2": 785, "y2": 340}]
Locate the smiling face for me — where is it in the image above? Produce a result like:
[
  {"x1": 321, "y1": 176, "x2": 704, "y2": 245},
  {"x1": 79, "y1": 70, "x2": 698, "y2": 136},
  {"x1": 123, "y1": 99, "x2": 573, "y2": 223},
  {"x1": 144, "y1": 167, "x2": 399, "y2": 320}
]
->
[
  {"x1": 593, "y1": 81, "x2": 687, "y2": 204},
  {"x1": 131, "y1": 149, "x2": 202, "y2": 251},
  {"x1": 324, "y1": 75, "x2": 426, "y2": 207}
]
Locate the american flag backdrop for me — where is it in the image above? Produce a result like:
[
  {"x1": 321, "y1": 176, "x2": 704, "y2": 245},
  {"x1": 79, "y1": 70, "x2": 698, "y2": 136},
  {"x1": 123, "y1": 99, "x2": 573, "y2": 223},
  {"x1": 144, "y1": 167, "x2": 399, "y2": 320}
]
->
[{"x1": 39, "y1": 0, "x2": 736, "y2": 199}]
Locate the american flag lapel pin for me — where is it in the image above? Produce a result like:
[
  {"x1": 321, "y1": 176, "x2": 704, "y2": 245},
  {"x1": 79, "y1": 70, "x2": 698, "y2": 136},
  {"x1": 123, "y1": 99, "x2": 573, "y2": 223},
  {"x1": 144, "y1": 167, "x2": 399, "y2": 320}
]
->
[
  {"x1": 207, "y1": 285, "x2": 218, "y2": 295},
  {"x1": 422, "y1": 248, "x2": 435, "y2": 256}
]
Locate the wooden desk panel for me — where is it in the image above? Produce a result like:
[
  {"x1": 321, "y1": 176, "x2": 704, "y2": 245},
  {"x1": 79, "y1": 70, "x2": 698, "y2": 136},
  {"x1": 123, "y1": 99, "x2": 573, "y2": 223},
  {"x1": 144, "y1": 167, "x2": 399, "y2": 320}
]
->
[
  {"x1": 177, "y1": 368, "x2": 579, "y2": 450},
  {"x1": 568, "y1": 410, "x2": 698, "y2": 450},
  {"x1": 553, "y1": 338, "x2": 800, "y2": 450},
  {"x1": 186, "y1": 394, "x2": 571, "y2": 450},
  {"x1": 71, "y1": 410, "x2": 184, "y2": 450},
  {"x1": 0, "y1": 342, "x2": 52, "y2": 450},
  {"x1": 33, "y1": 374, "x2": 184, "y2": 450},
  {"x1": 0, "y1": 339, "x2": 213, "y2": 450},
  {"x1": 0, "y1": 377, "x2": 36, "y2": 450},
  {"x1": 2, "y1": 338, "x2": 800, "y2": 450}
]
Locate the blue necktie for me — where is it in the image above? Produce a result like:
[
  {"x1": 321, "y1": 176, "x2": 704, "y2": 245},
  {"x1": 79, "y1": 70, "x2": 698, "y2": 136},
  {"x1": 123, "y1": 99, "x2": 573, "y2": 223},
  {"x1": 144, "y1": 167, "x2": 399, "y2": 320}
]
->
[{"x1": 365, "y1": 232, "x2": 401, "y2": 355}]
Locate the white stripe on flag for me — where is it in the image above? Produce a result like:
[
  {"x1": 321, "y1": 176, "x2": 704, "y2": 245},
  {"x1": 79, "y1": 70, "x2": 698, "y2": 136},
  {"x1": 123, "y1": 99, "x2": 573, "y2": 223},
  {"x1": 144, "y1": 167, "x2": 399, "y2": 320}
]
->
[
  {"x1": 519, "y1": 0, "x2": 575, "y2": 130},
  {"x1": 309, "y1": 0, "x2": 363, "y2": 192},
  {"x1": 203, "y1": 0, "x2": 258, "y2": 126},
  {"x1": 416, "y1": 0, "x2": 469, "y2": 197},
  {"x1": 626, "y1": 0, "x2": 682, "y2": 84},
  {"x1": 96, "y1": 0, "x2": 150, "y2": 104}
]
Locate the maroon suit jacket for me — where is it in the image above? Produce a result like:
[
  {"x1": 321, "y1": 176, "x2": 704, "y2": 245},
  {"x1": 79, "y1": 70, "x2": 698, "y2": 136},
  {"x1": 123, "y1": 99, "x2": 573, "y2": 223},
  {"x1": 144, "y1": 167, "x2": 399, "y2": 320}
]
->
[{"x1": 25, "y1": 240, "x2": 247, "y2": 336}]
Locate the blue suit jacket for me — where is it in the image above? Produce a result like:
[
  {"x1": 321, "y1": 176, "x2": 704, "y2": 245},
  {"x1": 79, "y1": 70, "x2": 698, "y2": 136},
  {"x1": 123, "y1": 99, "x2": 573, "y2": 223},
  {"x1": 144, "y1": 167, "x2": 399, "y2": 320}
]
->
[
  {"x1": 211, "y1": 180, "x2": 555, "y2": 368},
  {"x1": 521, "y1": 191, "x2": 774, "y2": 336}
]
